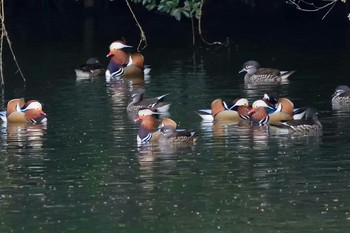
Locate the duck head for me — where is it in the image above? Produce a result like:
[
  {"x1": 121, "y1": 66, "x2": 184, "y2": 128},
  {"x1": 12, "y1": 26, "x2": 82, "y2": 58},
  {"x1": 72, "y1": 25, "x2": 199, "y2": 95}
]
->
[
  {"x1": 332, "y1": 85, "x2": 350, "y2": 98},
  {"x1": 239, "y1": 60, "x2": 260, "y2": 75},
  {"x1": 230, "y1": 98, "x2": 249, "y2": 110},
  {"x1": 248, "y1": 106, "x2": 269, "y2": 126},
  {"x1": 107, "y1": 41, "x2": 133, "y2": 57},
  {"x1": 252, "y1": 100, "x2": 275, "y2": 114},
  {"x1": 263, "y1": 93, "x2": 278, "y2": 107}
]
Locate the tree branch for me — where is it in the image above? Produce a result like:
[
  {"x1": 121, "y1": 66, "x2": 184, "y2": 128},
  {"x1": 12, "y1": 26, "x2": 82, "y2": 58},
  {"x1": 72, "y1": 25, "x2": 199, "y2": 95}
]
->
[{"x1": 286, "y1": 0, "x2": 342, "y2": 20}]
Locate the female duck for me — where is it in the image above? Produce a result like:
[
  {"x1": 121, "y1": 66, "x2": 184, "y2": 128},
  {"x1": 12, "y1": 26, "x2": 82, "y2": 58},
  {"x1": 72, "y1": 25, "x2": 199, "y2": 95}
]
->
[
  {"x1": 127, "y1": 88, "x2": 170, "y2": 113},
  {"x1": 239, "y1": 60, "x2": 295, "y2": 84},
  {"x1": 270, "y1": 107, "x2": 322, "y2": 134},
  {"x1": 74, "y1": 57, "x2": 105, "y2": 78}
]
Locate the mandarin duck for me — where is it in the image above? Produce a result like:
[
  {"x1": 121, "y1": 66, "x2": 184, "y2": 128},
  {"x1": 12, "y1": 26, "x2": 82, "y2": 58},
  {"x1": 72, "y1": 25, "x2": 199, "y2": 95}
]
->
[
  {"x1": 135, "y1": 108, "x2": 197, "y2": 145},
  {"x1": 196, "y1": 98, "x2": 250, "y2": 122},
  {"x1": 210, "y1": 98, "x2": 250, "y2": 124},
  {"x1": 127, "y1": 88, "x2": 170, "y2": 113},
  {"x1": 135, "y1": 108, "x2": 161, "y2": 144},
  {"x1": 249, "y1": 99, "x2": 294, "y2": 126},
  {"x1": 239, "y1": 60, "x2": 296, "y2": 84},
  {"x1": 134, "y1": 108, "x2": 176, "y2": 144},
  {"x1": 158, "y1": 125, "x2": 197, "y2": 144},
  {"x1": 74, "y1": 57, "x2": 105, "y2": 78},
  {"x1": 332, "y1": 85, "x2": 350, "y2": 106},
  {"x1": 0, "y1": 98, "x2": 47, "y2": 124},
  {"x1": 270, "y1": 107, "x2": 322, "y2": 134},
  {"x1": 105, "y1": 41, "x2": 150, "y2": 79},
  {"x1": 263, "y1": 93, "x2": 309, "y2": 120}
]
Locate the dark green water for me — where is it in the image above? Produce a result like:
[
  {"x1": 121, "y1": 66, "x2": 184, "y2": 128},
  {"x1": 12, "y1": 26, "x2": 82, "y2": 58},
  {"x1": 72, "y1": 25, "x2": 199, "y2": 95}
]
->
[{"x1": 1, "y1": 18, "x2": 350, "y2": 233}]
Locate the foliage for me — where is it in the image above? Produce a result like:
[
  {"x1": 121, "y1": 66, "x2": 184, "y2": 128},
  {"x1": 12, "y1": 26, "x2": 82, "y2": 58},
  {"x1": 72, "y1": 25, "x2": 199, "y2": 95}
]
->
[{"x1": 130, "y1": 0, "x2": 202, "y2": 21}]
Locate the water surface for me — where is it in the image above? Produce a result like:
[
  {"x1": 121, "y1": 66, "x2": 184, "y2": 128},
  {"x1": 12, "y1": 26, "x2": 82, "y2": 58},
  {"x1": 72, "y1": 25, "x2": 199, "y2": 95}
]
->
[{"x1": 0, "y1": 24, "x2": 350, "y2": 233}]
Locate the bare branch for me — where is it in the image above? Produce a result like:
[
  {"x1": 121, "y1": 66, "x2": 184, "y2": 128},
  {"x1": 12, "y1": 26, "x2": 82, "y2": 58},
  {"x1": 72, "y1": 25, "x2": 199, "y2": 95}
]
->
[
  {"x1": 286, "y1": 0, "x2": 341, "y2": 19},
  {"x1": 0, "y1": 0, "x2": 26, "y2": 86},
  {"x1": 198, "y1": 0, "x2": 228, "y2": 47},
  {"x1": 124, "y1": 0, "x2": 148, "y2": 51}
]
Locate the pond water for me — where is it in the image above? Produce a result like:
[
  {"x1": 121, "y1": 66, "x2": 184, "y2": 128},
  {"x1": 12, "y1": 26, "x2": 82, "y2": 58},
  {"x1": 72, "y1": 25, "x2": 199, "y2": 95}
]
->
[{"x1": 0, "y1": 15, "x2": 350, "y2": 233}]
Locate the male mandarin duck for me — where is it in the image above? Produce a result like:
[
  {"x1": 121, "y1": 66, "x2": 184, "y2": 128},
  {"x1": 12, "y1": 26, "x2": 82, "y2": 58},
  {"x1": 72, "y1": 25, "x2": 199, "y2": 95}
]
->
[
  {"x1": 135, "y1": 108, "x2": 176, "y2": 144},
  {"x1": 248, "y1": 104, "x2": 270, "y2": 126},
  {"x1": 127, "y1": 88, "x2": 170, "y2": 113},
  {"x1": 230, "y1": 98, "x2": 252, "y2": 121},
  {"x1": 210, "y1": 98, "x2": 250, "y2": 123},
  {"x1": 332, "y1": 85, "x2": 350, "y2": 104},
  {"x1": 262, "y1": 93, "x2": 295, "y2": 116},
  {"x1": 239, "y1": 60, "x2": 296, "y2": 84},
  {"x1": 0, "y1": 98, "x2": 47, "y2": 124},
  {"x1": 270, "y1": 107, "x2": 322, "y2": 134},
  {"x1": 197, "y1": 98, "x2": 250, "y2": 122},
  {"x1": 74, "y1": 57, "x2": 105, "y2": 78},
  {"x1": 249, "y1": 99, "x2": 294, "y2": 125},
  {"x1": 105, "y1": 41, "x2": 150, "y2": 79},
  {"x1": 263, "y1": 93, "x2": 310, "y2": 120}
]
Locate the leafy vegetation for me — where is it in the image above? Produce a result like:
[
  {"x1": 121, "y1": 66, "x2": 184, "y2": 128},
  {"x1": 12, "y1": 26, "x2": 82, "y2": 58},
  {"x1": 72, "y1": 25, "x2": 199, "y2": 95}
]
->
[{"x1": 130, "y1": 0, "x2": 202, "y2": 21}]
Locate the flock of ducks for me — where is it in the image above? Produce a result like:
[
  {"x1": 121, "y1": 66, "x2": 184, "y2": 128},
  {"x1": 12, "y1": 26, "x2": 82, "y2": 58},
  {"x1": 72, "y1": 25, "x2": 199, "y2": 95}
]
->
[
  {"x1": 197, "y1": 94, "x2": 322, "y2": 135},
  {"x1": 1, "y1": 40, "x2": 350, "y2": 145}
]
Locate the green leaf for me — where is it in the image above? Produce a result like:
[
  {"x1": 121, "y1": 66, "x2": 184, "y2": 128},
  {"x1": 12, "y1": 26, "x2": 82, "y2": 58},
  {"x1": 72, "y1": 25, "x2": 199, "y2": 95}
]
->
[{"x1": 171, "y1": 8, "x2": 182, "y2": 21}]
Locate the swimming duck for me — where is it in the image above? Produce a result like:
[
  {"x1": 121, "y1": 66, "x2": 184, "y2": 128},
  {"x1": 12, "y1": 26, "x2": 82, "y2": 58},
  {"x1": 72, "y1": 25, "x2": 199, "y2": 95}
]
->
[
  {"x1": 211, "y1": 98, "x2": 250, "y2": 123},
  {"x1": 332, "y1": 85, "x2": 350, "y2": 104},
  {"x1": 127, "y1": 88, "x2": 170, "y2": 113},
  {"x1": 74, "y1": 57, "x2": 105, "y2": 78},
  {"x1": 249, "y1": 99, "x2": 293, "y2": 125},
  {"x1": 135, "y1": 108, "x2": 196, "y2": 145},
  {"x1": 0, "y1": 98, "x2": 47, "y2": 124},
  {"x1": 270, "y1": 107, "x2": 322, "y2": 134},
  {"x1": 159, "y1": 125, "x2": 197, "y2": 144},
  {"x1": 239, "y1": 60, "x2": 296, "y2": 84},
  {"x1": 105, "y1": 41, "x2": 150, "y2": 79},
  {"x1": 197, "y1": 98, "x2": 250, "y2": 122},
  {"x1": 248, "y1": 105, "x2": 270, "y2": 126},
  {"x1": 135, "y1": 108, "x2": 161, "y2": 144}
]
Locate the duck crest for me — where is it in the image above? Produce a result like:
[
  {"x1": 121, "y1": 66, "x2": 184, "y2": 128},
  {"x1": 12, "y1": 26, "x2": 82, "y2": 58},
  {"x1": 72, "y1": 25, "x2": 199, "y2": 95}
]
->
[
  {"x1": 135, "y1": 110, "x2": 159, "y2": 144},
  {"x1": 107, "y1": 41, "x2": 144, "y2": 70}
]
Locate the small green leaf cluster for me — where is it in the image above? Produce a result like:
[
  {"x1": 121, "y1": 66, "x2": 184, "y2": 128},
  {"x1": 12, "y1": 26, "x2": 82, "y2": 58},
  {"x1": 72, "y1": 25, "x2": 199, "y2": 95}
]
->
[{"x1": 131, "y1": 0, "x2": 201, "y2": 21}]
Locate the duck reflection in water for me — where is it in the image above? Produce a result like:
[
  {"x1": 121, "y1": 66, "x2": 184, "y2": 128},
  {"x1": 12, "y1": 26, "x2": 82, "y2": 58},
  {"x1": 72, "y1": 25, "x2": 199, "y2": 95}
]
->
[
  {"x1": 136, "y1": 143, "x2": 194, "y2": 192},
  {"x1": 1, "y1": 123, "x2": 47, "y2": 150}
]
